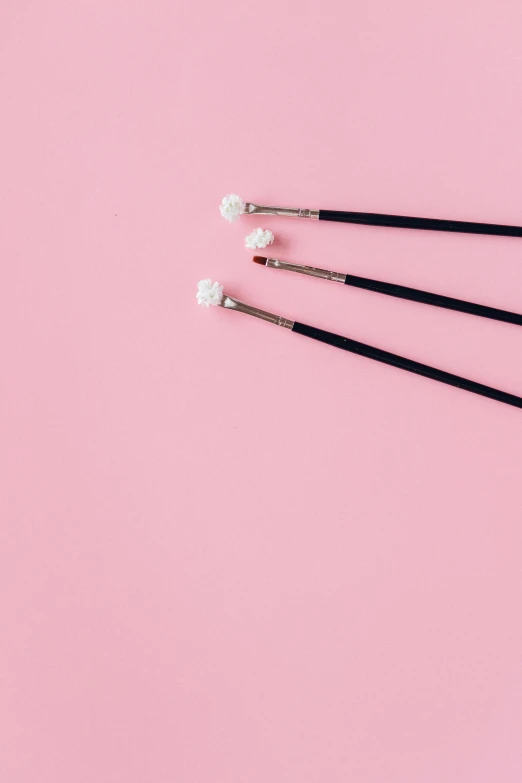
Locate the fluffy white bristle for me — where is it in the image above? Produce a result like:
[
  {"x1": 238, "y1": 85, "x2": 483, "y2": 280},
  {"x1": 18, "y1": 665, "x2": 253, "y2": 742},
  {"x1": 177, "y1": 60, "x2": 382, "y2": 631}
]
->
[
  {"x1": 220, "y1": 194, "x2": 245, "y2": 222},
  {"x1": 245, "y1": 228, "x2": 274, "y2": 250},
  {"x1": 196, "y1": 279, "x2": 223, "y2": 307}
]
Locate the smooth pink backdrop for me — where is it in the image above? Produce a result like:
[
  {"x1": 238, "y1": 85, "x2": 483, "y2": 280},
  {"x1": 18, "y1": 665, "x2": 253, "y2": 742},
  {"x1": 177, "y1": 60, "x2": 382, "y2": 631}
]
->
[{"x1": 1, "y1": 2, "x2": 522, "y2": 781}]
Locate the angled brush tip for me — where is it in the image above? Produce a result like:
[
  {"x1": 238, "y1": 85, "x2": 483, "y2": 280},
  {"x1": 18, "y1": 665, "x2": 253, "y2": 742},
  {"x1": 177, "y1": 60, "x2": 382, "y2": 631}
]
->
[{"x1": 252, "y1": 255, "x2": 268, "y2": 265}]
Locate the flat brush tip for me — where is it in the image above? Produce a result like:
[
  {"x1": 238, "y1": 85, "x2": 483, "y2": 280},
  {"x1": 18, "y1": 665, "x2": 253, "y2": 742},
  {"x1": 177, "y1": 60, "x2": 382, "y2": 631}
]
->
[{"x1": 253, "y1": 255, "x2": 268, "y2": 265}]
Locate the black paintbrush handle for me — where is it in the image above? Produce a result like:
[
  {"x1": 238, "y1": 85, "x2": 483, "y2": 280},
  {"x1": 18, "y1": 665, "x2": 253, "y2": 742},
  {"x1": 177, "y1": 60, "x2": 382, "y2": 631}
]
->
[
  {"x1": 319, "y1": 210, "x2": 522, "y2": 237},
  {"x1": 292, "y1": 321, "x2": 522, "y2": 409},
  {"x1": 343, "y1": 274, "x2": 522, "y2": 326}
]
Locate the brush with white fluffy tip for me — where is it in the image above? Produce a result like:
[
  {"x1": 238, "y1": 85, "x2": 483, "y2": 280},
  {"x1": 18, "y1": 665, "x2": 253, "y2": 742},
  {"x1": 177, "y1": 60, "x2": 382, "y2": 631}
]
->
[
  {"x1": 252, "y1": 256, "x2": 522, "y2": 327},
  {"x1": 196, "y1": 278, "x2": 522, "y2": 409},
  {"x1": 220, "y1": 193, "x2": 522, "y2": 238}
]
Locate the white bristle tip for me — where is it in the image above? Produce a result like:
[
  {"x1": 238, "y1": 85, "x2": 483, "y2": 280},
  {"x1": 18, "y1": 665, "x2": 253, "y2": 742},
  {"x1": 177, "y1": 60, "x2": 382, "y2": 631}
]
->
[
  {"x1": 196, "y1": 279, "x2": 223, "y2": 307},
  {"x1": 220, "y1": 194, "x2": 245, "y2": 222}
]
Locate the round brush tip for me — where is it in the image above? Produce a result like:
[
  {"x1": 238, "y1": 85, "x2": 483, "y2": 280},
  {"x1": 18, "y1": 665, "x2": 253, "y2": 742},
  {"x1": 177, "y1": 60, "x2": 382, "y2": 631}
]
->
[{"x1": 252, "y1": 256, "x2": 268, "y2": 265}]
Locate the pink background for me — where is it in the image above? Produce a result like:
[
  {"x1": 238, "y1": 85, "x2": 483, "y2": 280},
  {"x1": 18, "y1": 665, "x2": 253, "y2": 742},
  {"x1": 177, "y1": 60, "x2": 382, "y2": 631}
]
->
[{"x1": 1, "y1": 2, "x2": 522, "y2": 781}]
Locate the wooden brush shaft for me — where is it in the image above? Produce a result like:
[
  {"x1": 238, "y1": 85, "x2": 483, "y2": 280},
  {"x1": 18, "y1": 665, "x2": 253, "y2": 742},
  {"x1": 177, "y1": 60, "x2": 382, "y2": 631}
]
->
[
  {"x1": 319, "y1": 210, "x2": 522, "y2": 237},
  {"x1": 292, "y1": 321, "x2": 522, "y2": 409},
  {"x1": 343, "y1": 274, "x2": 522, "y2": 325}
]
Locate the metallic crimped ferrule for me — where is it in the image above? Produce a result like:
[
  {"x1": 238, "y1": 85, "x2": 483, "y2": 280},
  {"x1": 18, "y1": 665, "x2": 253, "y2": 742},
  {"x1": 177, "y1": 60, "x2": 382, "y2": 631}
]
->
[
  {"x1": 265, "y1": 257, "x2": 346, "y2": 283},
  {"x1": 220, "y1": 295, "x2": 294, "y2": 329},
  {"x1": 244, "y1": 203, "x2": 319, "y2": 220}
]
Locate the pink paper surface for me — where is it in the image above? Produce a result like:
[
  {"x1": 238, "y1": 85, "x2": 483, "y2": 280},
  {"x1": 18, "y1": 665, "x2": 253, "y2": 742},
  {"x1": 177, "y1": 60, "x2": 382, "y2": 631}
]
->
[{"x1": 1, "y1": 2, "x2": 522, "y2": 781}]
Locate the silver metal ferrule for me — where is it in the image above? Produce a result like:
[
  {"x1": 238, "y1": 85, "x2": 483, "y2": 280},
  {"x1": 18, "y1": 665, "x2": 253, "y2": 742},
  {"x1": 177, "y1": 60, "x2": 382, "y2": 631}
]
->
[
  {"x1": 220, "y1": 295, "x2": 294, "y2": 329},
  {"x1": 244, "y1": 203, "x2": 319, "y2": 220},
  {"x1": 265, "y1": 257, "x2": 346, "y2": 283}
]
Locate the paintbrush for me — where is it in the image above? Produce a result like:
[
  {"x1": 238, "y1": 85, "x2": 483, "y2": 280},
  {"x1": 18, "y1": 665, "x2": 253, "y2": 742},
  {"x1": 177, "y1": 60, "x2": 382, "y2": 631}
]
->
[
  {"x1": 252, "y1": 256, "x2": 522, "y2": 327},
  {"x1": 220, "y1": 194, "x2": 522, "y2": 238},
  {"x1": 196, "y1": 279, "x2": 522, "y2": 410}
]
